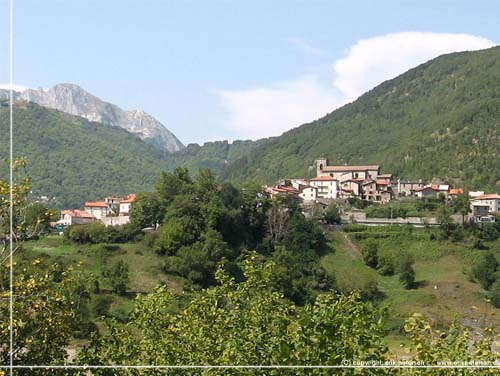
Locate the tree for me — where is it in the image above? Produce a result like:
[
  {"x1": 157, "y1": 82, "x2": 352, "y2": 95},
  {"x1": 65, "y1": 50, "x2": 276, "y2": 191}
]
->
[
  {"x1": 437, "y1": 204, "x2": 454, "y2": 239},
  {"x1": 472, "y1": 252, "x2": 499, "y2": 290},
  {"x1": 154, "y1": 218, "x2": 200, "y2": 256},
  {"x1": 78, "y1": 255, "x2": 388, "y2": 371},
  {"x1": 361, "y1": 240, "x2": 379, "y2": 268},
  {"x1": 405, "y1": 313, "x2": 498, "y2": 372},
  {"x1": 323, "y1": 202, "x2": 341, "y2": 225},
  {"x1": 0, "y1": 158, "x2": 46, "y2": 262},
  {"x1": 265, "y1": 196, "x2": 290, "y2": 249},
  {"x1": 451, "y1": 193, "x2": 471, "y2": 226},
  {"x1": 155, "y1": 167, "x2": 193, "y2": 207},
  {"x1": 1, "y1": 259, "x2": 91, "y2": 367},
  {"x1": 102, "y1": 261, "x2": 130, "y2": 295},
  {"x1": 398, "y1": 253, "x2": 416, "y2": 289},
  {"x1": 129, "y1": 192, "x2": 164, "y2": 229},
  {"x1": 24, "y1": 202, "x2": 56, "y2": 235}
]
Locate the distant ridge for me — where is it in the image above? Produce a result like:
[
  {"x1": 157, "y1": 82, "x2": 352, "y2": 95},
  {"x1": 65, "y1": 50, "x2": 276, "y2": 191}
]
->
[{"x1": 0, "y1": 83, "x2": 184, "y2": 153}]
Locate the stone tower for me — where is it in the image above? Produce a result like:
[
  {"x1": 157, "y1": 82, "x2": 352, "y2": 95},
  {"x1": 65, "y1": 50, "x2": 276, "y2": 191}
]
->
[{"x1": 315, "y1": 157, "x2": 328, "y2": 177}]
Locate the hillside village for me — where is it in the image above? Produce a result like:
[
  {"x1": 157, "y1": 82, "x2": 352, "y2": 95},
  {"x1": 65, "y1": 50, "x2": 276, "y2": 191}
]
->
[
  {"x1": 265, "y1": 158, "x2": 499, "y2": 223},
  {"x1": 56, "y1": 158, "x2": 499, "y2": 228},
  {"x1": 59, "y1": 194, "x2": 136, "y2": 227}
]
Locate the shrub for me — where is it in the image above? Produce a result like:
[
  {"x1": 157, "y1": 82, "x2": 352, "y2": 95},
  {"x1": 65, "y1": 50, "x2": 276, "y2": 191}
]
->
[
  {"x1": 489, "y1": 280, "x2": 500, "y2": 308},
  {"x1": 397, "y1": 252, "x2": 416, "y2": 289},
  {"x1": 92, "y1": 295, "x2": 112, "y2": 316},
  {"x1": 471, "y1": 252, "x2": 499, "y2": 290},
  {"x1": 102, "y1": 261, "x2": 130, "y2": 295},
  {"x1": 361, "y1": 240, "x2": 379, "y2": 268},
  {"x1": 377, "y1": 254, "x2": 395, "y2": 276}
]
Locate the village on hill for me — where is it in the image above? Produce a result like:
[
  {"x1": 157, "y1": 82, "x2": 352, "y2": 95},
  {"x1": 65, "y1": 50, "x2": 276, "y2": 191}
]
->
[
  {"x1": 264, "y1": 158, "x2": 499, "y2": 224},
  {"x1": 58, "y1": 194, "x2": 136, "y2": 227},
  {"x1": 56, "y1": 158, "x2": 499, "y2": 229}
]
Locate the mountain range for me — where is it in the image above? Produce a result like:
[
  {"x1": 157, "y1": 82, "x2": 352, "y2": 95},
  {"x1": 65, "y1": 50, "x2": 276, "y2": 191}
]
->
[
  {"x1": 1, "y1": 45, "x2": 499, "y2": 208},
  {"x1": 0, "y1": 84, "x2": 184, "y2": 153}
]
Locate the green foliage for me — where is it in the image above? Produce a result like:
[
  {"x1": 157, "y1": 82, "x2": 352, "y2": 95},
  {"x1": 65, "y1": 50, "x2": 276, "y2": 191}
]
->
[
  {"x1": 361, "y1": 240, "x2": 379, "y2": 268},
  {"x1": 92, "y1": 295, "x2": 113, "y2": 316},
  {"x1": 78, "y1": 256, "x2": 388, "y2": 372},
  {"x1": 478, "y1": 222, "x2": 500, "y2": 241},
  {"x1": 472, "y1": 251, "x2": 499, "y2": 290},
  {"x1": 450, "y1": 193, "x2": 471, "y2": 224},
  {"x1": 163, "y1": 229, "x2": 236, "y2": 287},
  {"x1": 398, "y1": 252, "x2": 416, "y2": 289},
  {"x1": 376, "y1": 253, "x2": 395, "y2": 276},
  {"x1": 129, "y1": 192, "x2": 164, "y2": 229},
  {"x1": 489, "y1": 280, "x2": 500, "y2": 309},
  {"x1": 281, "y1": 212, "x2": 327, "y2": 256},
  {"x1": 0, "y1": 259, "x2": 92, "y2": 366},
  {"x1": 65, "y1": 223, "x2": 139, "y2": 244},
  {"x1": 0, "y1": 102, "x2": 169, "y2": 209},
  {"x1": 405, "y1": 313, "x2": 498, "y2": 374},
  {"x1": 102, "y1": 260, "x2": 130, "y2": 295},
  {"x1": 323, "y1": 202, "x2": 341, "y2": 224}
]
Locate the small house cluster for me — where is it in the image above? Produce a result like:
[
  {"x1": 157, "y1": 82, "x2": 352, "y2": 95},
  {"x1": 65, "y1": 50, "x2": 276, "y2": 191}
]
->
[
  {"x1": 59, "y1": 194, "x2": 136, "y2": 227},
  {"x1": 264, "y1": 158, "x2": 499, "y2": 222},
  {"x1": 265, "y1": 158, "x2": 427, "y2": 203}
]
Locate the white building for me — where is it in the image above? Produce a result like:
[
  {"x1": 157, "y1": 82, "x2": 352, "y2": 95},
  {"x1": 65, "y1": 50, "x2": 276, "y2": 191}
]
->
[
  {"x1": 119, "y1": 194, "x2": 136, "y2": 215},
  {"x1": 84, "y1": 201, "x2": 112, "y2": 220},
  {"x1": 471, "y1": 194, "x2": 500, "y2": 214},
  {"x1": 309, "y1": 176, "x2": 338, "y2": 199},
  {"x1": 298, "y1": 186, "x2": 318, "y2": 202},
  {"x1": 60, "y1": 210, "x2": 95, "y2": 226}
]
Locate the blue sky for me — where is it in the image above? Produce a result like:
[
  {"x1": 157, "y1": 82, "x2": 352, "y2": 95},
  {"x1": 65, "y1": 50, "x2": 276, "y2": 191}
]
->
[{"x1": 1, "y1": 1, "x2": 499, "y2": 144}]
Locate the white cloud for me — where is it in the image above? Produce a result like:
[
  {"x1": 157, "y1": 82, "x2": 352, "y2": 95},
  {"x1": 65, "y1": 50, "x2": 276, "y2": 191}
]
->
[
  {"x1": 333, "y1": 32, "x2": 495, "y2": 101},
  {"x1": 217, "y1": 76, "x2": 342, "y2": 140},
  {"x1": 218, "y1": 32, "x2": 496, "y2": 140},
  {"x1": 0, "y1": 83, "x2": 28, "y2": 92}
]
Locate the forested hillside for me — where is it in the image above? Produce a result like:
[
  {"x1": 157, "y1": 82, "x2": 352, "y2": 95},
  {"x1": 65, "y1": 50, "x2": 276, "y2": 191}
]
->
[
  {"x1": 163, "y1": 139, "x2": 265, "y2": 176},
  {"x1": 0, "y1": 101, "x2": 167, "y2": 208},
  {"x1": 223, "y1": 46, "x2": 500, "y2": 191},
  {"x1": 0, "y1": 101, "x2": 262, "y2": 208}
]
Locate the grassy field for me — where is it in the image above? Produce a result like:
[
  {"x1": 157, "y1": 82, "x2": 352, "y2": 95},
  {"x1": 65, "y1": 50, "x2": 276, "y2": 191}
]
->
[
  {"x1": 17, "y1": 228, "x2": 500, "y2": 356},
  {"x1": 19, "y1": 235, "x2": 187, "y2": 321},
  {"x1": 322, "y1": 225, "x2": 500, "y2": 354}
]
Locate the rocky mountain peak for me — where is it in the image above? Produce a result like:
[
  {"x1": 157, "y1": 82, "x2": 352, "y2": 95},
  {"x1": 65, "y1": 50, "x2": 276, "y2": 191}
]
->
[{"x1": 17, "y1": 84, "x2": 184, "y2": 153}]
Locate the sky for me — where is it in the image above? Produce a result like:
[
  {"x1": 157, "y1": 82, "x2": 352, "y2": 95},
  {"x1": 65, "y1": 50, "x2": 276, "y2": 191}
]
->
[{"x1": 0, "y1": 0, "x2": 499, "y2": 145}]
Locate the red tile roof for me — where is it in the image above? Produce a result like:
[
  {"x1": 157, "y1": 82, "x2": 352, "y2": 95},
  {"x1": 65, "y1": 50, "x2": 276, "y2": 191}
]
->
[
  {"x1": 84, "y1": 201, "x2": 109, "y2": 208},
  {"x1": 449, "y1": 188, "x2": 464, "y2": 195},
  {"x1": 121, "y1": 194, "x2": 136, "y2": 204},
  {"x1": 474, "y1": 194, "x2": 500, "y2": 200},
  {"x1": 61, "y1": 210, "x2": 95, "y2": 218},
  {"x1": 311, "y1": 176, "x2": 337, "y2": 181},
  {"x1": 321, "y1": 165, "x2": 380, "y2": 172},
  {"x1": 415, "y1": 186, "x2": 437, "y2": 192}
]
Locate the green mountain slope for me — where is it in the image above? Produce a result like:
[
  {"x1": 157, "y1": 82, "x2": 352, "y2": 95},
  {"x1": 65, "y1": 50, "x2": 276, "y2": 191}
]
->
[
  {"x1": 223, "y1": 46, "x2": 500, "y2": 191},
  {"x1": 0, "y1": 101, "x2": 261, "y2": 208},
  {"x1": 163, "y1": 139, "x2": 265, "y2": 175},
  {"x1": 0, "y1": 101, "x2": 167, "y2": 208}
]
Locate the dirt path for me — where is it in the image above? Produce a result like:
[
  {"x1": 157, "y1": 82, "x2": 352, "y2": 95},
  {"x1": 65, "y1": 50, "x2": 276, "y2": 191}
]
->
[{"x1": 340, "y1": 231, "x2": 362, "y2": 259}]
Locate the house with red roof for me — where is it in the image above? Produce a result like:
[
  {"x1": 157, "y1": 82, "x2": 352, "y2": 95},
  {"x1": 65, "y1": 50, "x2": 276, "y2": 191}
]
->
[
  {"x1": 471, "y1": 194, "x2": 500, "y2": 214},
  {"x1": 119, "y1": 194, "x2": 136, "y2": 215},
  {"x1": 84, "y1": 200, "x2": 112, "y2": 220},
  {"x1": 60, "y1": 210, "x2": 95, "y2": 226}
]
